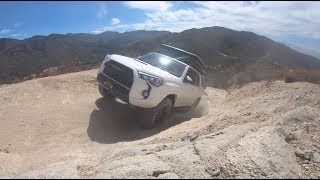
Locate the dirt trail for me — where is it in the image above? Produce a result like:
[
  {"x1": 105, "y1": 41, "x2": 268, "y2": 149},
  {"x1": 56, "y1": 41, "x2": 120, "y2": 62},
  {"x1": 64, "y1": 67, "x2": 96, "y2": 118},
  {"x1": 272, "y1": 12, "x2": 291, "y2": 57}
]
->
[{"x1": 0, "y1": 69, "x2": 319, "y2": 178}]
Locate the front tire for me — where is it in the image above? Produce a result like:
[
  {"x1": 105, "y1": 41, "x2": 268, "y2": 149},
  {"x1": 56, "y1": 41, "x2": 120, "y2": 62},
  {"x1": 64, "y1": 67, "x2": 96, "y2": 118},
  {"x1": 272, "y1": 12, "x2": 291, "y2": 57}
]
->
[{"x1": 138, "y1": 97, "x2": 173, "y2": 129}]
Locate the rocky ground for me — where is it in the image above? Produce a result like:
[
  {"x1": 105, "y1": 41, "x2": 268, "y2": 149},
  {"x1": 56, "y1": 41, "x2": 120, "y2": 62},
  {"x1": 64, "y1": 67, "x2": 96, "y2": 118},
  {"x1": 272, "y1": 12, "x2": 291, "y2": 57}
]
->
[{"x1": 0, "y1": 69, "x2": 319, "y2": 178}]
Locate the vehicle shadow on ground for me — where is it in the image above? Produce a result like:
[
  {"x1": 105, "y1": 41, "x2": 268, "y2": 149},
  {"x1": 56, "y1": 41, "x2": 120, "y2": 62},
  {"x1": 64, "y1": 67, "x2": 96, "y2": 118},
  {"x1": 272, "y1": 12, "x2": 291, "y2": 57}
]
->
[{"x1": 87, "y1": 97, "x2": 204, "y2": 144}]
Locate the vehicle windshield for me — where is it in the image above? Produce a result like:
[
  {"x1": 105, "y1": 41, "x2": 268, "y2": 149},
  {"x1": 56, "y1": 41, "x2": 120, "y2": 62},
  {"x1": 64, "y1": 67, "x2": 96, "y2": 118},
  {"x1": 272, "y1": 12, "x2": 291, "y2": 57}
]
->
[{"x1": 138, "y1": 52, "x2": 187, "y2": 77}]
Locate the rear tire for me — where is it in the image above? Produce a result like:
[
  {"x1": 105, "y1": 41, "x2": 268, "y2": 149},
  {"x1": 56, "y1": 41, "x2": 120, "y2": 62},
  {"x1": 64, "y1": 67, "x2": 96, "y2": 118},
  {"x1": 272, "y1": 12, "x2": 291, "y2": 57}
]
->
[
  {"x1": 138, "y1": 97, "x2": 173, "y2": 129},
  {"x1": 98, "y1": 84, "x2": 114, "y2": 99}
]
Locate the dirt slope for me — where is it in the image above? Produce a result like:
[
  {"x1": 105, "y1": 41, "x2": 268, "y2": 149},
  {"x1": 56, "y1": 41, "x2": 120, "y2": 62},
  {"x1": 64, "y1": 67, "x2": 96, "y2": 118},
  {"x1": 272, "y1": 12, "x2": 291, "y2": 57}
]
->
[{"x1": 0, "y1": 69, "x2": 319, "y2": 178}]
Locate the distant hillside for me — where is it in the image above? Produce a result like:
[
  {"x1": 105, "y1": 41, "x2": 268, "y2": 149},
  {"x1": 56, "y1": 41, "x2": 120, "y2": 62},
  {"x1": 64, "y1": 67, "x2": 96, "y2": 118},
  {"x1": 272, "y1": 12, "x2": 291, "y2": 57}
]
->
[
  {"x1": 123, "y1": 27, "x2": 320, "y2": 70},
  {"x1": 120, "y1": 27, "x2": 320, "y2": 88},
  {"x1": 0, "y1": 30, "x2": 170, "y2": 83},
  {"x1": 0, "y1": 26, "x2": 319, "y2": 87}
]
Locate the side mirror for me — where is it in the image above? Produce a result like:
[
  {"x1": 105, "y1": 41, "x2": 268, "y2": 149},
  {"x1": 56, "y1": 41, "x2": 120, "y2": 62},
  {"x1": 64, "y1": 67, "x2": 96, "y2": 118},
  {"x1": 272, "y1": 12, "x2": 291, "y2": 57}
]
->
[{"x1": 184, "y1": 76, "x2": 193, "y2": 84}]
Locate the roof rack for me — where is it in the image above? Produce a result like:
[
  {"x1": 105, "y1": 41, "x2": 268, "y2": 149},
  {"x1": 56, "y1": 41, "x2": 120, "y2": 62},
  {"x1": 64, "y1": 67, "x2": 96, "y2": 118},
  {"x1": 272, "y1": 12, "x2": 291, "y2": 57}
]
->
[{"x1": 157, "y1": 44, "x2": 208, "y2": 75}]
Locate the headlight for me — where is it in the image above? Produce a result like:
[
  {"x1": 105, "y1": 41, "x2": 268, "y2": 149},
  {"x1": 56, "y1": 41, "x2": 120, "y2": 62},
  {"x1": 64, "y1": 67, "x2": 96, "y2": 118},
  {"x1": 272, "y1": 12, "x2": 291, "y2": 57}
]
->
[{"x1": 138, "y1": 71, "x2": 164, "y2": 87}]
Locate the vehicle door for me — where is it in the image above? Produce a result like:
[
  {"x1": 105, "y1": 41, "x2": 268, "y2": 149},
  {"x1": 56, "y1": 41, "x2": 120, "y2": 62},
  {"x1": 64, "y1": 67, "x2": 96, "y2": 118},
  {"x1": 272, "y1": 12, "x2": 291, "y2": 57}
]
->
[
  {"x1": 180, "y1": 67, "x2": 201, "y2": 106},
  {"x1": 190, "y1": 69, "x2": 203, "y2": 103}
]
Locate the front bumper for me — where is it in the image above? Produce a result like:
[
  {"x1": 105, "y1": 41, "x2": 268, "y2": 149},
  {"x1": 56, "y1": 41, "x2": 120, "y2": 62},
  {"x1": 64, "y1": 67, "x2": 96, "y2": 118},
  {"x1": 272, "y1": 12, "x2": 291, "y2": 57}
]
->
[
  {"x1": 97, "y1": 72, "x2": 169, "y2": 109},
  {"x1": 97, "y1": 73, "x2": 130, "y2": 103}
]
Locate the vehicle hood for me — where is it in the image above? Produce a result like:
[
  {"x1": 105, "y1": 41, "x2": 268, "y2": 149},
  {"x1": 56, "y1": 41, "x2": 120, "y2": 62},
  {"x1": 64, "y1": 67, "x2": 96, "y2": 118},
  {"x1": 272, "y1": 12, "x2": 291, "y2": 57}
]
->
[{"x1": 109, "y1": 54, "x2": 181, "y2": 80}]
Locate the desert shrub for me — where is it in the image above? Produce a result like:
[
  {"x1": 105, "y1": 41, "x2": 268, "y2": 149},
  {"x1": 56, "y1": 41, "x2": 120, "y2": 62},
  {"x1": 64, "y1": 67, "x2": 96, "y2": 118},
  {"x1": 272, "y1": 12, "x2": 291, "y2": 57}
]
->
[
  {"x1": 283, "y1": 70, "x2": 296, "y2": 83},
  {"x1": 284, "y1": 75, "x2": 296, "y2": 83},
  {"x1": 273, "y1": 68, "x2": 320, "y2": 84}
]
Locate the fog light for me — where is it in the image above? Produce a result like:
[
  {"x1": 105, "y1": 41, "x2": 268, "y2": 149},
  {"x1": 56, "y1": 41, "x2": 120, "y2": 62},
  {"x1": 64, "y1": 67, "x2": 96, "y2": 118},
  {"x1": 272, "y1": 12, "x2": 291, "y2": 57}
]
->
[
  {"x1": 142, "y1": 90, "x2": 149, "y2": 98},
  {"x1": 142, "y1": 82, "x2": 152, "y2": 99}
]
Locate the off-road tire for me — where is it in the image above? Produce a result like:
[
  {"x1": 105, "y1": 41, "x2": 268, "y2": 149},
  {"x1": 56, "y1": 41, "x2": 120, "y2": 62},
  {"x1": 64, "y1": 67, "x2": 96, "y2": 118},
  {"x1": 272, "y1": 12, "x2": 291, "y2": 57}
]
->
[{"x1": 138, "y1": 97, "x2": 173, "y2": 129}]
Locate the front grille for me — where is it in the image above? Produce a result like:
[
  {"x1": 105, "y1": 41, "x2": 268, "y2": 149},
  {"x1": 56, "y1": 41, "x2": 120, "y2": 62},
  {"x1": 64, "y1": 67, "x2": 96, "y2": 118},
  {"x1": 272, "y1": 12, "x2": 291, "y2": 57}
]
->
[
  {"x1": 103, "y1": 60, "x2": 133, "y2": 89},
  {"x1": 97, "y1": 73, "x2": 130, "y2": 103}
]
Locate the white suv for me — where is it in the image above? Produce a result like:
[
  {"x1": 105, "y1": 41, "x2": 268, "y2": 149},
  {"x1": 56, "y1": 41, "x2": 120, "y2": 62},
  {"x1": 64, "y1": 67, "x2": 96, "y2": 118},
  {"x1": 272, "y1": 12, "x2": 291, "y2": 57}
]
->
[{"x1": 97, "y1": 44, "x2": 207, "y2": 128}]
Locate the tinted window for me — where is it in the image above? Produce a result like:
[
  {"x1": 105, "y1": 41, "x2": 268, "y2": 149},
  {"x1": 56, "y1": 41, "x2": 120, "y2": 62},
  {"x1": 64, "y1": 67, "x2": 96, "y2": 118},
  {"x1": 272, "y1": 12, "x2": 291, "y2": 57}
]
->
[{"x1": 184, "y1": 67, "x2": 200, "y2": 86}]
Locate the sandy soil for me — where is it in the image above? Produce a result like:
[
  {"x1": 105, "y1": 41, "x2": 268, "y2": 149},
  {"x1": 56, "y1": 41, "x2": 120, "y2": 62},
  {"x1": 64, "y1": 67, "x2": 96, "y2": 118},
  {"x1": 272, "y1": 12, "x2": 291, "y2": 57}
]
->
[{"x1": 0, "y1": 69, "x2": 319, "y2": 178}]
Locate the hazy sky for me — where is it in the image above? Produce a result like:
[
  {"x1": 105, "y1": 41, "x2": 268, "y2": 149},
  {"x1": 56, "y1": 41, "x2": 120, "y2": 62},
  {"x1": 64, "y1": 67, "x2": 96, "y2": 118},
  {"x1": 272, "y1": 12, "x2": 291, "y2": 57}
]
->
[{"x1": 0, "y1": 1, "x2": 320, "y2": 58}]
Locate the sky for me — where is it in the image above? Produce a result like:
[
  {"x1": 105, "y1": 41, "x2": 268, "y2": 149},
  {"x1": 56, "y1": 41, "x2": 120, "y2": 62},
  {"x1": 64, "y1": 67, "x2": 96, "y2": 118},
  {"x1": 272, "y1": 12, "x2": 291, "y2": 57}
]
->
[{"x1": 0, "y1": 1, "x2": 320, "y2": 58}]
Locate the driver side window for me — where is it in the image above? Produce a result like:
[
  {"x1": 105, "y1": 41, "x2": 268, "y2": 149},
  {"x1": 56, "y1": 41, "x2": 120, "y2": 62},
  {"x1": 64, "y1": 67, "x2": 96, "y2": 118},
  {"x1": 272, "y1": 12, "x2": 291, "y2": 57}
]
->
[{"x1": 184, "y1": 68, "x2": 200, "y2": 86}]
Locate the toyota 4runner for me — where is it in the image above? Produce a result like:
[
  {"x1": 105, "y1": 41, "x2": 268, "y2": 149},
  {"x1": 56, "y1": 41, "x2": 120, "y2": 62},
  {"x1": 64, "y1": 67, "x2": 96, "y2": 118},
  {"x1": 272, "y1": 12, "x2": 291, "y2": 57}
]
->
[{"x1": 97, "y1": 44, "x2": 208, "y2": 129}]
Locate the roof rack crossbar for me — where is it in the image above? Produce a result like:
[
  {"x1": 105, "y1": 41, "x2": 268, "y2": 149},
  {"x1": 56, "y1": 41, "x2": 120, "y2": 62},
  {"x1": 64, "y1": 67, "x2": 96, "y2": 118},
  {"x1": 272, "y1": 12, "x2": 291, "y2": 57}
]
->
[{"x1": 159, "y1": 44, "x2": 208, "y2": 75}]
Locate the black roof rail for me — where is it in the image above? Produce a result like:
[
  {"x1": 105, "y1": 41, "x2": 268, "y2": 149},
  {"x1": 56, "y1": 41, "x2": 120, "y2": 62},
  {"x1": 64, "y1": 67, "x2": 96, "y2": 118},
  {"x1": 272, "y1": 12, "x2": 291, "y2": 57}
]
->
[{"x1": 158, "y1": 44, "x2": 208, "y2": 75}]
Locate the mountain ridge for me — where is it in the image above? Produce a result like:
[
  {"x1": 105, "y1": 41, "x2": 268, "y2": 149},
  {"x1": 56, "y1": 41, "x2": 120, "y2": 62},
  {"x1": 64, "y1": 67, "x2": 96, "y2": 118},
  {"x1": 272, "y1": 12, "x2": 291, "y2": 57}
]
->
[{"x1": 0, "y1": 26, "x2": 319, "y2": 86}]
